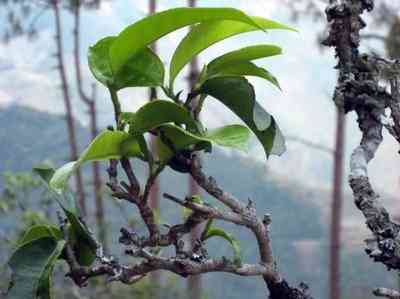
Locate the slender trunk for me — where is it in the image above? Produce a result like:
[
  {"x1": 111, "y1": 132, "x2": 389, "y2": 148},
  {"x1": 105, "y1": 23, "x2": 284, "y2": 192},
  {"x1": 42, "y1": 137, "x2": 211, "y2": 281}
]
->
[
  {"x1": 187, "y1": 2, "x2": 202, "y2": 299},
  {"x1": 329, "y1": 109, "x2": 346, "y2": 299},
  {"x1": 72, "y1": 0, "x2": 107, "y2": 249},
  {"x1": 148, "y1": 0, "x2": 160, "y2": 222},
  {"x1": 52, "y1": 0, "x2": 86, "y2": 216},
  {"x1": 89, "y1": 94, "x2": 107, "y2": 252}
]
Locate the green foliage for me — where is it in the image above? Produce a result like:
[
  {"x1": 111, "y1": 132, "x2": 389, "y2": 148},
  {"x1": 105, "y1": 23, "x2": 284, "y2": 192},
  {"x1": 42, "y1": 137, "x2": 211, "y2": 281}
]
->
[
  {"x1": 207, "y1": 61, "x2": 281, "y2": 89},
  {"x1": 199, "y1": 76, "x2": 286, "y2": 157},
  {"x1": 109, "y1": 7, "x2": 264, "y2": 73},
  {"x1": 6, "y1": 237, "x2": 65, "y2": 299},
  {"x1": 202, "y1": 224, "x2": 242, "y2": 265},
  {"x1": 0, "y1": 171, "x2": 52, "y2": 239},
  {"x1": 1, "y1": 171, "x2": 42, "y2": 212},
  {"x1": 207, "y1": 45, "x2": 282, "y2": 72},
  {"x1": 34, "y1": 166, "x2": 98, "y2": 266},
  {"x1": 170, "y1": 17, "x2": 295, "y2": 87},
  {"x1": 88, "y1": 36, "x2": 164, "y2": 90},
  {"x1": 204, "y1": 45, "x2": 282, "y2": 88},
  {"x1": 18, "y1": 225, "x2": 62, "y2": 246},
  {"x1": 6, "y1": 6, "x2": 296, "y2": 297},
  {"x1": 127, "y1": 100, "x2": 199, "y2": 134},
  {"x1": 76, "y1": 6, "x2": 294, "y2": 183},
  {"x1": 83, "y1": 6, "x2": 292, "y2": 164},
  {"x1": 156, "y1": 124, "x2": 251, "y2": 164},
  {"x1": 48, "y1": 130, "x2": 142, "y2": 192}
]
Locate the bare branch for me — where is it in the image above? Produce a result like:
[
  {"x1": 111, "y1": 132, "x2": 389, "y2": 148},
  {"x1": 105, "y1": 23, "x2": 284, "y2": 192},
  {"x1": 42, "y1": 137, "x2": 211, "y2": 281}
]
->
[
  {"x1": 120, "y1": 158, "x2": 140, "y2": 196},
  {"x1": 163, "y1": 193, "x2": 244, "y2": 225}
]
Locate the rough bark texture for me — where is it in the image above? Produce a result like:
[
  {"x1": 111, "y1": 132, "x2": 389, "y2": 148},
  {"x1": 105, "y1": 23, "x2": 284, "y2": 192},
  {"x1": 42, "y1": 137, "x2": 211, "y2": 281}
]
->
[
  {"x1": 63, "y1": 153, "x2": 313, "y2": 298},
  {"x1": 52, "y1": 0, "x2": 86, "y2": 215},
  {"x1": 323, "y1": 0, "x2": 400, "y2": 295}
]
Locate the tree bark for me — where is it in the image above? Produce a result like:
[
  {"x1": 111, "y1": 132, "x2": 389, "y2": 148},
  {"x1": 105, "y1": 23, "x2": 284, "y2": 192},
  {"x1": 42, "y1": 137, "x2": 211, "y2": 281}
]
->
[
  {"x1": 52, "y1": 0, "x2": 86, "y2": 216},
  {"x1": 329, "y1": 109, "x2": 346, "y2": 299},
  {"x1": 72, "y1": 0, "x2": 107, "y2": 249}
]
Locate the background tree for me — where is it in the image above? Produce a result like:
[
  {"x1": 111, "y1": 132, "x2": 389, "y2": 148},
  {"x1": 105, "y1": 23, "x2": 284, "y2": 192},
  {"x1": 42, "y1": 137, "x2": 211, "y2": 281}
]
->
[
  {"x1": 0, "y1": 1, "x2": 110, "y2": 246},
  {"x1": 51, "y1": 0, "x2": 87, "y2": 215},
  {"x1": 0, "y1": 0, "x2": 87, "y2": 214},
  {"x1": 147, "y1": 0, "x2": 162, "y2": 295},
  {"x1": 186, "y1": 2, "x2": 203, "y2": 299},
  {"x1": 70, "y1": 0, "x2": 107, "y2": 249}
]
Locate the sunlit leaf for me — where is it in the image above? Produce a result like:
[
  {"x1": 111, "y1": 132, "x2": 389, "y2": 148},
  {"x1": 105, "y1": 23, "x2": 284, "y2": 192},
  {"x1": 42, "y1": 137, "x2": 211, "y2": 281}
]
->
[
  {"x1": 207, "y1": 61, "x2": 280, "y2": 89},
  {"x1": 49, "y1": 130, "x2": 142, "y2": 192},
  {"x1": 110, "y1": 7, "x2": 265, "y2": 73},
  {"x1": 88, "y1": 36, "x2": 164, "y2": 90},
  {"x1": 205, "y1": 125, "x2": 250, "y2": 152},
  {"x1": 170, "y1": 16, "x2": 295, "y2": 87},
  {"x1": 207, "y1": 44, "x2": 282, "y2": 73},
  {"x1": 44, "y1": 131, "x2": 141, "y2": 266}
]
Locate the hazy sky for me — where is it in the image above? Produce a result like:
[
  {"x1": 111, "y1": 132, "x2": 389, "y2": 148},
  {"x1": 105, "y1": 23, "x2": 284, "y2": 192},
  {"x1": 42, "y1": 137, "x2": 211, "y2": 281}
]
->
[{"x1": 0, "y1": 0, "x2": 399, "y2": 202}]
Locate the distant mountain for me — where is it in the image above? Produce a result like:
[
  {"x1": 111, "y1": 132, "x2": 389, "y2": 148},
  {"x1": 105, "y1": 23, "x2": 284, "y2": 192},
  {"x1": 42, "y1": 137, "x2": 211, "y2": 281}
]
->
[
  {"x1": 0, "y1": 105, "x2": 396, "y2": 299},
  {"x1": 0, "y1": 105, "x2": 90, "y2": 173}
]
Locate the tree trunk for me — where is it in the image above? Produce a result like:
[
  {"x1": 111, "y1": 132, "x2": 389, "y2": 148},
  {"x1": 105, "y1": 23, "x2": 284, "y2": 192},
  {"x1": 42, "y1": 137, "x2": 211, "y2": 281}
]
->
[
  {"x1": 329, "y1": 109, "x2": 346, "y2": 299},
  {"x1": 52, "y1": 0, "x2": 86, "y2": 216},
  {"x1": 72, "y1": 0, "x2": 107, "y2": 249},
  {"x1": 89, "y1": 98, "x2": 107, "y2": 251}
]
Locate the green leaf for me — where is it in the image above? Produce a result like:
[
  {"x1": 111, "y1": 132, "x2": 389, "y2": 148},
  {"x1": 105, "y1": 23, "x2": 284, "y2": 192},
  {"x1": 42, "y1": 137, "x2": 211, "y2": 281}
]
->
[
  {"x1": 110, "y1": 7, "x2": 265, "y2": 74},
  {"x1": 128, "y1": 100, "x2": 199, "y2": 134},
  {"x1": 202, "y1": 227, "x2": 242, "y2": 265},
  {"x1": 18, "y1": 225, "x2": 62, "y2": 246},
  {"x1": 36, "y1": 240, "x2": 65, "y2": 299},
  {"x1": 207, "y1": 44, "x2": 281, "y2": 73},
  {"x1": 49, "y1": 130, "x2": 142, "y2": 192},
  {"x1": 205, "y1": 125, "x2": 250, "y2": 152},
  {"x1": 199, "y1": 76, "x2": 286, "y2": 158},
  {"x1": 88, "y1": 36, "x2": 164, "y2": 90},
  {"x1": 205, "y1": 45, "x2": 281, "y2": 88},
  {"x1": 32, "y1": 166, "x2": 55, "y2": 184},
  {"x1": 170, "y1": 16, "x2": 295, "y2": 87},
  {"x1": 208, "y1": 61, "x2": 280, "y2": 89},
  {"x1": 34, "y1": 168, "x2": 98, "y2": 267},
  {"x1": 156, "y1": 124, "x2": 251, "y2": 163},
  {"x1": 6, "y1": 237, "x2": 65, "y2": 299}
]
